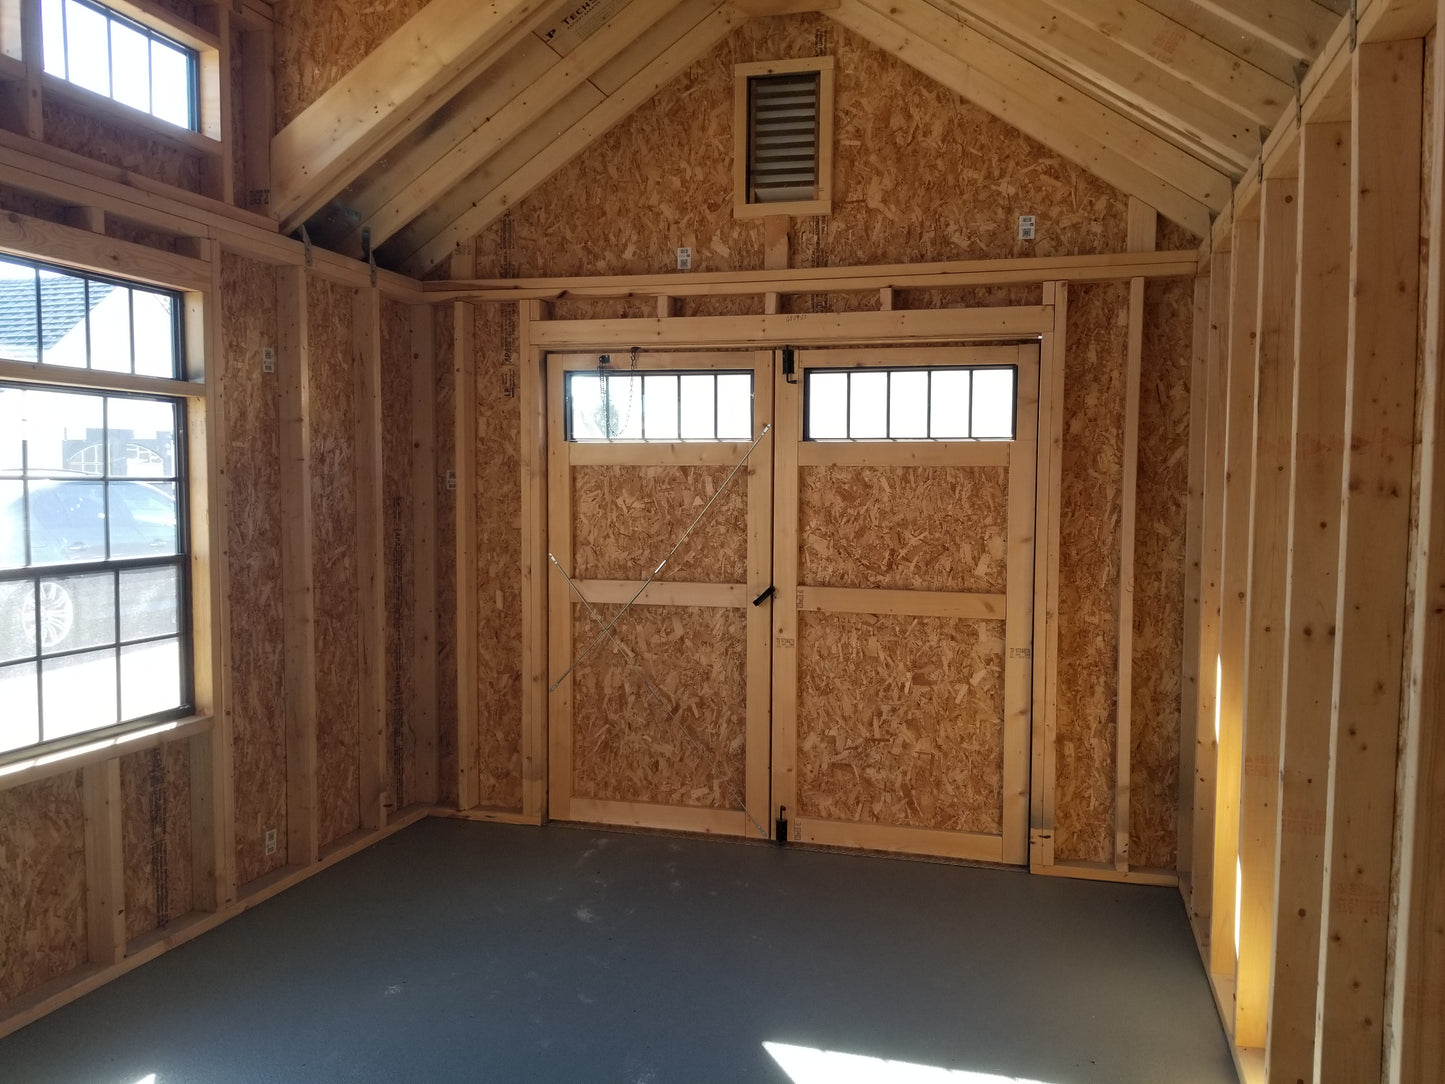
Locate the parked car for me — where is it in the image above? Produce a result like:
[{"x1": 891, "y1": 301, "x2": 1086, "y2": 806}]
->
[{"x1": 0, "y1": 477, "x2": 179, "y2": 659}]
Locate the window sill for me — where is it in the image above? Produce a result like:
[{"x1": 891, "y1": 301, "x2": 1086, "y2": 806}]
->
[{"x1": 0, "y1": 712, "x2": 212, "y2": 791}]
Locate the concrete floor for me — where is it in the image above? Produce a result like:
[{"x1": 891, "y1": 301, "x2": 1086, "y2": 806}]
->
[{"x1": 0, "y1": 819, "x2": 1236, "y2": 1083}]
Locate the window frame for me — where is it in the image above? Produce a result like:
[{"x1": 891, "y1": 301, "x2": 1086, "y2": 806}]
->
[
  {"x1": 0, "y1": 254, "x2": 195, "y2": 761},
  {"x1": 733, "y1": 56, "x2": 834, "y2": 219},
  {"x1": 802, "y1": 364, "x2": 1020, "y2": 442},
  {"x1": 564, "y1": 367, "x2": 756, "y2": 443}
]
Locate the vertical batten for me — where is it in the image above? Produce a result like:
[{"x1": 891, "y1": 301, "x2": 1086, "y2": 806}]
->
[
  {"x1": 354, "y1": 288, "x2": 387, "y2": 829},
  {"x1": 1316, "y1": 37, "x2": 1425, "y2": 1083},
  {"x1": 453, "y1": 300, "x2": 480, "y2": 811},
  {"x1": 1116, "y1": 277, "x2": 1144, "y2": 872},
  {"x1": 1267, "y1": 119, "x2": 1352, "y2": 1084},
  {"x1": 1234, "y1": 173, "x2": 1299, "y2": 1051},
  {"x1": 520, "y1": 300, "x2": 548, "y2": 820},
  {"x1": 409, "y1": 304, "x2": 439, "y2": 806},
  {"x1": 82, "y1": 760, "x2": 125, "y2": 966}
]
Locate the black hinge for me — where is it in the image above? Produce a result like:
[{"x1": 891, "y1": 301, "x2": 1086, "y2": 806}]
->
[{"x1": 782, "y1": 345, "x2": 797, "y2": 384}]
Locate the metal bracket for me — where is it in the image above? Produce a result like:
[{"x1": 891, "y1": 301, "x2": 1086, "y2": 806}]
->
[
  {"x1": 1350, "y1": 0, "x2": 1358, "y2": 51},
  {"x1": 782, "y1": 344, "x2": 797, "y2": 384},
  {"x1": 362, "y1": 225, "x2": 377, "y2": 287},
  {"x1": 1293, "y1": 62, "x2": 1308, "y2": 127},
  {"x1": 299, "y1": 224, "x2": 313, "y2": 268},
  {"x1": 1259, "y1": 127, "x2": 1267, "y2": 184}
]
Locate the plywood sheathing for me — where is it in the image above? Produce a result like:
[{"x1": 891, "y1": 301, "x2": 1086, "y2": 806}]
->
[
  {"x1": 1156, "y1": 216, "x2": 1203, "y2": 255},
  {"x1": 797, "y1": 611, "x2": 1006, "y2": 834},
  {"x1": 41, "y1": 101, "x2": 201, "y2": 193},
  {"x1": 1130, "y1": 279, "x2": 1193, "y2": 870},
  {"x1": 570, "y1": 604, "x2": 747, "y2": 809},
  {"x1": 307, "y1": 274, "x2": 361, "y2": 847},
  {"x1": 468, "y1": 14, "x2": 1131, "y2": 280},
  {"x1": 381, "y1": 298, "x2": 417, "y2": 809},
  {"x1": 1055, "y1": 282, "x2": 1129, "y2": 865},
  {"x1": 473, "y1": 303, "x2": 524, "y2": 812},
  {"x1": 220, "y1": 252, "x2": 287, "y2": 886},
  {"x1": 119, "y1": 745, "x2": 193, "y2": 943},
  {"x1": 573, "y1": 465, "x2": 748, "y2": 584},
  {"x1": 800, "y1": 466, "x2": 1009, "y2": 593},
  {"x1": 0, "y1": 774, "x2": 86, "y2": 1006},
  {"x1": 433, "y1": 305, "x2": 459, "y2": 807},
  {"x1": 275, "y1": 0, "x2": 428, "y2": 128}
]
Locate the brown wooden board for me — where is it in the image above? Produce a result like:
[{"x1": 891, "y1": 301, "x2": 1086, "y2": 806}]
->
[
  {"x1": 275, "y1": 0, "x2": 428, "y2": 127},
  {"x1": 796, "y1": 611, "x2": 1006, "y2": 834},
  {"x1": 40, "y1": 101, "x2": 201, "y2": 193},
  {"x1": 0, "y1": 773, "x2": 86, "y2": 1005},
  {"x1": 433, "y1": 305, "x2": 459, "y2": 806},
  {"x1": 572, "y1": 465, "x2": 747, "y2": 584},
  {"x1": 467, "y1": 14, "x2": 1129, "y2": 278},
  {"x1": 473, "y1": 303, "x2": 524, "y2": 811},
  {"x1": 1055, "y1": 281, "x2": 1129, "y2": 864},
  {"x1": 307, "y1": 274, "x2": 361, "y2": 847},
  {"x1": 119, "y1": 745, "x2": 193, "y2": 942},
  {"x1": 799, "y1": 465, "x2": 1009, "y2": 593},
  {"x1": 219, "y1": 251, "x2": 287, "y2": 886},
  {"x1": 381, "y1": 298, "x2": 416, "y2": 810},
  {"x1": 570, "y1": 603, "x2": 747, "y2": 810}
]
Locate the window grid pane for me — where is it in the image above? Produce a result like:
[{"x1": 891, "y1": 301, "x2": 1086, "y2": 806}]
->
[
  {"x1": 567, "y1": 370, "x2": 753, "y2": 443},
  {"x1": 804, "y1": 365, "x2": 1017, "y2": 441}
]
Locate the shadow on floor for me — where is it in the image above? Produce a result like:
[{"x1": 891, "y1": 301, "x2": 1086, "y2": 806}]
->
[{"x1": 0, "y1": 818, "x2": 1236, "y2": 1083}]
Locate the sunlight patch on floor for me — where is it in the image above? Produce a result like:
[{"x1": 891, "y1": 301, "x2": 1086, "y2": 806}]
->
[{"x1": 764, "y1": 1041, "x2": 1056, "y2": 1083}]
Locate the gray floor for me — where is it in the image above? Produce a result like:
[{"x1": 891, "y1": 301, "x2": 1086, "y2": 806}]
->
[{"x1": 0, "y1": 819, "x2": 1235, "y2": 1083}]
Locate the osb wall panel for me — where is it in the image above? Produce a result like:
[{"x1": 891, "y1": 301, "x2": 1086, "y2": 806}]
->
[
  {"x1": 41, "y1": 101, "x2": 201, "y2": 193},
  {"x1": 799, "y1": 465, "x2": 1009, "y2": 593},
  {"x1": 434, "y1": 306, "x2": 458, "y2": 806},
  {"x1": 308, "y1": 274, "x2": 361, "y2": 847},
  {"x1": 474, "y1": 304, "x2": 523, "y2": 811},
  {"x1": 1130, "y1": 279, "x2": 1193, "y2": 870},
  {"x1": 0, "y1": 774, "x2": 86, "y2": 1005},
  {"x1": 1055, "y1": 282, "x2": 1129, "y2": 864},
  {"x1": 119, "y1": 745, "x2": 193, "y2": 942},
  {"x1": 571, "y1": 604, "x2": 746, "y2": 809},
  {"x1": 276, "y1": 0, "x2": 427, "y2": 127},
  {"x1": 572, "y1": 465, "x2": 747, "y2": 583},
  {"x1": 220, "y1": 251, "x2": 286, "y2": 885},
  {"x1": 381, "y1": 299, "x2": 416, "y2": 808},
  {"x1": 471, "y1": 14, "x2": 1129, "y2": 278},
  {"x1": 797, "y1": 612, "x2": 1006, "y2": 834}
]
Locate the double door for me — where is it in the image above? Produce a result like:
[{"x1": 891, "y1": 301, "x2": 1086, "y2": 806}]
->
[{"x1": 546, "y1": 344, "x2": 1038, "y2": 863}]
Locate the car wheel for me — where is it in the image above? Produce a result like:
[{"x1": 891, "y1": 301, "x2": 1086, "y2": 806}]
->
[{"x1": 20, "y1": 580, "x2": 75, "y2": 652}]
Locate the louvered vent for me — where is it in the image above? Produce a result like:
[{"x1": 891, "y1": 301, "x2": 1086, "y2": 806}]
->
[{"x1": 747, "y1": 71, "x2": 821, "y2": 204}]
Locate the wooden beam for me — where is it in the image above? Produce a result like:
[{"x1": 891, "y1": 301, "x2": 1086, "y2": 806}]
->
[
  {"x1": 270, "y1": 0, "x2": 552, "y2": 231},
  {"x1": 1116, "y1": 277, "x2": 1145, "y2": 872},
  {"x1": 354, "y1": 287, "x2": 387, "y2": 829},
  {"x1": 932, "y1": 0, "x2": 1259, "y2": 172},
  {"x1": 409, "y1": 304, "x2": 439, "y2": 806},
  {"x1": 519, "y1": 299, "x2": 548, "y2": 821},
  {"x1": 1211, "y1": 206, "x2": 1260, "y2": 996},
  {"x1": 1266, "y1": 118, "x2": 1349, "y2": 1084},
  {"x1": 453, "y1": 301, "x2": 480, "y2": 811},
  {"x1": 357, "y1": 0, "x2": 680, "y2": 248},
  {"x1": 834, "y1": 0, "x2": 1225, "y2": 237},
  {"x1": 1316, "y1": 38, "x2": 1424, "y2": 1080},
  {"x1": 277, "y1": 266, "x2": 318, "y2": 865},
  {"x1": 1391, "y1": 7, "x2": 1445, "y2": 1076},
  {"x1": 1035, "y1": 0, "x2": 1292, "y2": 127},
  {"x1": 1188, "y1": 0, "x2": 1341, "y2": 60},
  {"x1": 0, "y1": 207, "x2": 209, "y2": 293},
  {"x1": 82, "y1": 760, "x2": 125, "y2": 966},
  {"x1": 1127, "y1": 198, "x2": 1158, "y2": 253},
  {"x1": 1234, "y1": 173, "x2": 1298, "y2": 1052},
  {"x1": 401, "y1": 4, "x2": 745, "y2": 274}
]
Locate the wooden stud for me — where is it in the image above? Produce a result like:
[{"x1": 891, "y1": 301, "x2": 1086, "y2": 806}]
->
[
  {"x1": 1316, "y1": 39, "x2": 1424, "y2": 1081},
  {"x1": 744, "y1": 349, "x2": 774, "y2": 840},
  {"x1": 453, "y1": 301, "x2": 479, "y2": 812},
  {"x1": 1267, "y1": 119, "x2": 1350, "y2": 1084},
  {"x1": 545, "y1": 343, "x2": 574, "y2": 822},
  {"x1": 1211, "y1": 206, "x2": 1260, "y2": 999},
  {"x1": 771, "y1": 344, "x2": 801, "y2": 842},
  {"x1": 763, "y1": 215, "x2": 790, "y2": 271},
  {"x1": 354, "y1": 288, "x2": 387, "y2": 829},
  {"x1": 1126, "y1": 198, "x2": 1158, "y2": 253},
  {"x1": 1115, "y1": 278, "x2": 1144, "y2": 873},
  {"x1": 878, "y1": 286, "x2": 894, "y2": 311},
  {"x1": 409, "y1": 304, "x2": 439, "y2": 806},
  {"x1": 240, "y1": 21, "x2": 275, "y2": 213},
  {"x1": 1234, "y1": 174, "x2": 1298, "y2": 1052},
  {"x1": 656, "y1": 295, "x2": 676, "y2": 318},
  {"x1": 519, "y1": 300, "x2": 548, "y2": 821},
  {"x1": 82, "y1": 760, "x2": 125, "y2": 965},
  {"x1": 277, "y1": 265, "x2": 318, "y2": 866}
]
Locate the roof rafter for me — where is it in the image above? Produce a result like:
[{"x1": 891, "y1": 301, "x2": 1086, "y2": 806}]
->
[
  {"x1": 833, "y1": 0, "x2": 1225, "y2": 236},
  {"x1": 1187, "y1": 0, "x2": 1341, "y2": 59},
  {"x1": 399, "y1": 4, "x2": 747, "y2": 274},
  {"x1": 938, "y1": 0, "x2": 1256, "y2": 172},
  {"x1": 270, "y1": 0, "x2": 558, "y2": 232}
]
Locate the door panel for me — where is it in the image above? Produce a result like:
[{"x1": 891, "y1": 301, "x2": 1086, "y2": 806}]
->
[
  {"x1": 771, "y1": 345, "x2": 1040, "y2": 864},
  {"x1": 546, "y1": 351, "x2": 773, "y2": 838}
]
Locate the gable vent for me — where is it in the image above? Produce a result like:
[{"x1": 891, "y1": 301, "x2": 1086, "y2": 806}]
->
[{"x1": 747, "y1": 71, "x2": 821, "y2": 204}]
